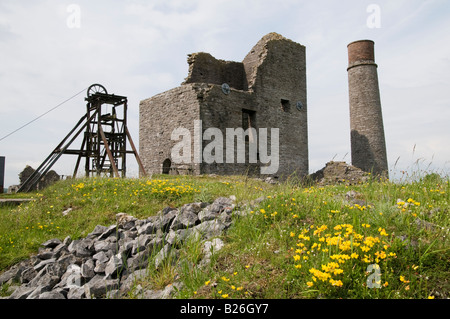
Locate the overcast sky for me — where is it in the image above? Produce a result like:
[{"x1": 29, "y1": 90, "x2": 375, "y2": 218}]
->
[{"x1": 1, "y1": 0, "x2": 449, "y2": 188}]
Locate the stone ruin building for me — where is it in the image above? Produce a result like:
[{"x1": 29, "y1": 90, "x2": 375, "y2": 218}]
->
[
  {"x1": 139, "y1": 33, "x2": 388, "y2": 179},
  {"x1": 140, "y1": 33, "x2": 308, "y2": 178}
]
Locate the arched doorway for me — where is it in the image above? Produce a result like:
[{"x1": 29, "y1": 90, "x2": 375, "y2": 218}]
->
[{"x1": 162, "y1": 159, "x2": 171, "y2": 174}]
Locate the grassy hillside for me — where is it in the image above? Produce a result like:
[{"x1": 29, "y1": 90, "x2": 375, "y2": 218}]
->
[{"x1": 1, "y1": 173, "x2": 448, "y2": 299}]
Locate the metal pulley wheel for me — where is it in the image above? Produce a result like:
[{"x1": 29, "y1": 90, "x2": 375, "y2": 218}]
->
[{"x1": 87, "y1": 84, "x2": 107, "y2": 98}]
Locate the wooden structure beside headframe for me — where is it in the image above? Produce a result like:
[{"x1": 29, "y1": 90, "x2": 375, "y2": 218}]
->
[{"x1": 18, "y1": 84, "x2": 146, "y2": 192}]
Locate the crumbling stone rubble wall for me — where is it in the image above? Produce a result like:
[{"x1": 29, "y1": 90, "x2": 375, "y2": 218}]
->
[
  {"x1": 184, "y1": 52, "x2": 247, "y2": 91},
  {"x1": 308, "y1": 161, "x2": 370, "y2": 186}
]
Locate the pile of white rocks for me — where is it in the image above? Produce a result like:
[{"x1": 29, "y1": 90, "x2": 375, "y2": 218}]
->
[{"x1": 0, "y1": 196, "x2": 239, "y2": 299}]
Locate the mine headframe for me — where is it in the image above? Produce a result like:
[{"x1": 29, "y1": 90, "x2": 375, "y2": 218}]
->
[{"x1": 17, "y1": 84, "x2": 146, "y2": 192}]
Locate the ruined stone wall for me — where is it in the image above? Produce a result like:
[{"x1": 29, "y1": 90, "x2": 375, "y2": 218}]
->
[
  {"x1": 243, "y1": 33, "x2": 308, "y2": 177},
  {"x1": 139, "y1": 84, "x2": 207, "y2": 175},
  {"x1": 183, "y1": 52, "x2": 247, "y2": 91},
  {"x1": 198, "y1": 85, "x2": 259, "y2": 175}
]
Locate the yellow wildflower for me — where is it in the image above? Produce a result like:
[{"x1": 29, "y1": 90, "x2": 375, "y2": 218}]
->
[
  {"x1": 309, "y1": 268, "x2": 331, "y2": 282},
  {"x1": 400, "y1": 275, "x2": 410, "y2": 283},
  {"x1": 378, "y1": 228, "x2": 388, "y2": 236},
  {"x1": 329, "y1": 279, "x2": 343, "y2": 287}
]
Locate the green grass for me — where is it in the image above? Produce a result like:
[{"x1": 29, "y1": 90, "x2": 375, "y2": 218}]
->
[
  {"x1": 1, "y1": 173, "x2": 449, "y2": 299},
  {"x1": 0, "y1": 175, "x2": 274, "y2": 270}
]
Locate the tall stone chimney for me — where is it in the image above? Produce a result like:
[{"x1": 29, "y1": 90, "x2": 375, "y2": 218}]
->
[{"x1": 347, "y1": 40, "x2": 388, "y2": 177}]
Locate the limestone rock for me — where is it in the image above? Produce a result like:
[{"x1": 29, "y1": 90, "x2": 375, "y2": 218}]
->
[
  {"x1": 41, "y1": 238, "x2": 62, "y2": 249},
  {"x1": 104, "y1": 254, "x2": 124, "y2": 278},
  {"x1": 170, "y1": 210, "x2": 199, "y2": 231},
  {"x1": 39, "y1": 290, "x2": 66, "y2": 299},
  {"x1": 84, "y1": 275, "x2": 119, "y2": 299}
]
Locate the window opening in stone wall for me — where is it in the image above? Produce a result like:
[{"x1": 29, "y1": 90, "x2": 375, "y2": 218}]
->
[
  {"x1": 242, "y1": 109, "x2": 256, "y2": 142},
  {"x1": 281, "y1": 99, "x2": 291, "y2": 112},
  {"x1": 162, "y1": 159, "x2": 171, "y2": 174}
]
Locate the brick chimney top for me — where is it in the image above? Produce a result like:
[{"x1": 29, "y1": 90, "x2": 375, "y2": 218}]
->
[{"x1": 347, "y1": 40, "x2": 375, "y2": 68}]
